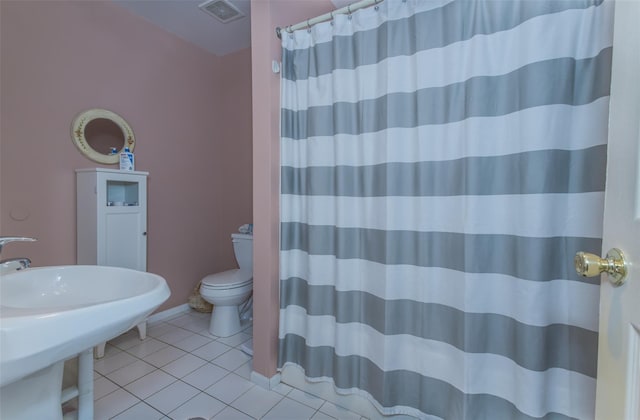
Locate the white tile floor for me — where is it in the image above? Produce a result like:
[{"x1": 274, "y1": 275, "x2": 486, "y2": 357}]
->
[{"x1": 80, "y1": 310, "x2": 368, "y2": 420}]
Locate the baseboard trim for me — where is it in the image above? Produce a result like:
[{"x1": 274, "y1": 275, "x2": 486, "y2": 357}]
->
[
  {"x1": 147, "y1": 304, "x2": 191, "y2": 324},
  {"x1": 251, "y1": 371, "x2": 281, "y2": 390}
]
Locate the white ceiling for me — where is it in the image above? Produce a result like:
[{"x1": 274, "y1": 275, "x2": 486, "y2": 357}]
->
[{"x1": 113, "y1": 0, "x2": 350, "y2": 57}]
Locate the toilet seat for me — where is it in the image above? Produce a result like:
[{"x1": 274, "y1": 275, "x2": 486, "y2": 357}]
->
[{"x1": 201, "y1": 269, "x2": 252, "y2": 289}]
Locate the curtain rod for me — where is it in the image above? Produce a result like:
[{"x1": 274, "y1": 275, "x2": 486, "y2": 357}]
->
[{"x1": 276, "y1": 0, "x2": 384, "y2": 39}]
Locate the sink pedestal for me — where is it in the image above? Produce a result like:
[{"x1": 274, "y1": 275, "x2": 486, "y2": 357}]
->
[
  {"x1": 0, "y1": 361, "x2": 64, "y2": 420},
  {"x1": 1, "y1": 349, "x2": 94, "y2": 420}
]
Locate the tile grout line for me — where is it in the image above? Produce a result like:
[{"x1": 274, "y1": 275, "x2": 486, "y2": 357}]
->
[
  {"x1": 96, "y1": 339, "x2": 249, "y2": 415},
  {"x1": 87, "y1": 310, "x2": 360, "y2": 420}
]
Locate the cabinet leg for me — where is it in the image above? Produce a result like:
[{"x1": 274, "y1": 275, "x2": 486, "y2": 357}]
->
[
  {"x1": 93, "y1": 343, "x2": 106, "y2": 359},
  {"x1": 136, "y1": 321, "x2": 147, "y2": 340}
]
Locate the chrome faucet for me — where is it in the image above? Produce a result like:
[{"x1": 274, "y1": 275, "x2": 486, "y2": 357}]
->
[
  {"x1": 0, "y1": 236, "x2": 37, "y2": 253},
  {"x1": 0, "y1": 236, "x2": 37, "y2": 273}
]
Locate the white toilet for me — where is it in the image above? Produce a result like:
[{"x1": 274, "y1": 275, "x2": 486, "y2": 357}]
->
[{"x1": 200, "y1": 233, "x2": 253, "y2": 337}]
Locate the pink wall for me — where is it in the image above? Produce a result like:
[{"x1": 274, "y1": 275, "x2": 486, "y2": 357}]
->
[
  {"x1": 250, "y1": 0, "x2": 335, "y2": 378},
  {"x1": 0, "y1": 1, "x2": 253, "y2": 311},
  {"x1": 0, "y1": 0, "x2": 334, "y2": 379}
]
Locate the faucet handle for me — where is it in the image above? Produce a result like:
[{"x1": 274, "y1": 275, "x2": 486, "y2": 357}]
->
[
  {"x1": 0, "y1": 257, "x2": 32, "y2": 271},
  {"x1": 0, "y1": 236, "x2": 37, "y2": 253}
]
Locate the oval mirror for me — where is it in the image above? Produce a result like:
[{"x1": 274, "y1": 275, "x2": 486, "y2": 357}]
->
[{"x1": 71, "y1": 109, "x2": 135, "y2": 164}]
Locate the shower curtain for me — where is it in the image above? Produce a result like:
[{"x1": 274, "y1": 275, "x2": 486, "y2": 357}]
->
[{"x1": 279, "y1": 1, "x2": 614, "y2": 418}]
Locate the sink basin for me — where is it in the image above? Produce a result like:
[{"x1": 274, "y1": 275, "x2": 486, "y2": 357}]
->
[{"x1": 0, "y1": 265, "x2": 170, "y2": 387}]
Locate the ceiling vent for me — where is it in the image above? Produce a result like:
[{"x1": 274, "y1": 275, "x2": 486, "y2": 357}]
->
[{"x1": 199, "y1": 0, "x2": 245, "y2": 24}]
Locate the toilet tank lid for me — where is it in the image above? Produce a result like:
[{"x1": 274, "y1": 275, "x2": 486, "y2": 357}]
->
[{"x1": 231, "y1": 233, "x2": 253, "y2": 240}]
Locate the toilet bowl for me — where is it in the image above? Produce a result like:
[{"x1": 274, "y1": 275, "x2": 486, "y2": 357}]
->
[{"x1": 200, "y1": 233, "x2": 252, "y2": 337}]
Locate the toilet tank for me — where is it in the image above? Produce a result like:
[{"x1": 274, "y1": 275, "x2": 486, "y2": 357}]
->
[{"x1": 231, "y1": 233, "x2": 253, "y2": 271}]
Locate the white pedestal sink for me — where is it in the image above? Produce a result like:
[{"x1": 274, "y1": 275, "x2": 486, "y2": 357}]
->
[{"x1": 0, "y1": 265, "x2": 170, "y2": 420}]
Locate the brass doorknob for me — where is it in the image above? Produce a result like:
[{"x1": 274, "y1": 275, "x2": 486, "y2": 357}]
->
[{"x1": 574, "y1": 248, "x2": 627, "y2": 286}]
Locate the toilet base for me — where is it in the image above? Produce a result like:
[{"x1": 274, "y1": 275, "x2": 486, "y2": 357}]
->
[{"x1": 209, "y1": 305, "x2": 242, "y2": 337}]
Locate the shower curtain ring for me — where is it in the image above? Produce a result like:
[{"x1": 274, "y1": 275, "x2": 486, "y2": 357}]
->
[
  {"x1": 286, "y1": 25, "x2": 294, "y2": 38},
  {"x1": 347, "y1": 5, "x2": 353, "y2": 20}
]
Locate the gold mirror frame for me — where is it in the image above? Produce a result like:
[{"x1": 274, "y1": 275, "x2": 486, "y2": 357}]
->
[{"x1": 71, "y1": 109, "x2": 135, "y2": 164}]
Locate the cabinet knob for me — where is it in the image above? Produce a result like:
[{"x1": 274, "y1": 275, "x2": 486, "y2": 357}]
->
[{"x1": 143, "y1": 232, "x2": 147, "y2": 236}]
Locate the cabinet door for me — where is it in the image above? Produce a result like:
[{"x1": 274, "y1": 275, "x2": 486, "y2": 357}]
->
[{"x1": 103, "y1": 210, "x2": 146, "y2": 271}]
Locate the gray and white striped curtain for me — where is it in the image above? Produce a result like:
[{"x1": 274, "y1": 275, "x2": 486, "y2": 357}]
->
[{"x1": 279, "y1": 1, "x2": 613, "y2": 418}]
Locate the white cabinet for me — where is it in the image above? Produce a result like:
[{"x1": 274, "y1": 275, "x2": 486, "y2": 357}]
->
[
  {"x1": 76, "y1": 168, "x2": 148, "y2": 271},
  {"x1": 76, "y1": 168, "x2": 149, "y2": 358}
]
